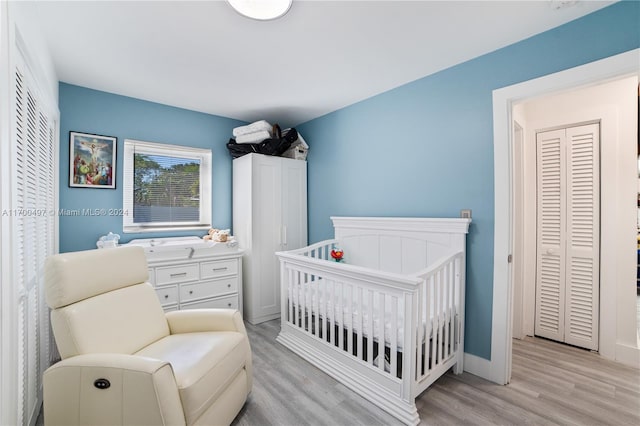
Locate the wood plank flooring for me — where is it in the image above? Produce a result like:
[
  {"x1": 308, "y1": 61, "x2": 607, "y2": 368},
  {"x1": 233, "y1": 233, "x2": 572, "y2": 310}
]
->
[{"x1": 233, "y1": 320, "x2": 640, "y2": 426}]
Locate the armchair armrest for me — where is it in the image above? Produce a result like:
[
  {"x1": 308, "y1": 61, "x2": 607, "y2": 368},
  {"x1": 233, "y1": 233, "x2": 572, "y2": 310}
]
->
[
  {"x1": 165, "y1": 308, "x2": 247, "y2": 335},
  {"x1": 44, "y1": 353, "x2": 185, "y2": 426}
]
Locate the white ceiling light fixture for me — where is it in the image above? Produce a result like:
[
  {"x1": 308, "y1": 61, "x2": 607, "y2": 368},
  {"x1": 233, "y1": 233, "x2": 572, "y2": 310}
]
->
[{"x1": 227, "y1": 0, "x2": 293, "y2": 21}]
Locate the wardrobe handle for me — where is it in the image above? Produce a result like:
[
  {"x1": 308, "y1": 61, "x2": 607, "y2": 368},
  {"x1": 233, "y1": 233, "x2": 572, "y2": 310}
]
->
[
  {"x1": 546, "y1": 249, "x2": 554, "y2": 255},
  {"x1": 282, "y1": 225, "x2": 288, "y2": 246}
]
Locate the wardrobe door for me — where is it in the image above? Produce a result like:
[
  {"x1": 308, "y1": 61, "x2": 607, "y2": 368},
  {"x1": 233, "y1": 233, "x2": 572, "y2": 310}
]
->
[
  {"x1": 564, "y1": 124, "x2": 599, "y2": 350},
  {"x1": 252, "y1": 155, "x2": 283, "y2": 321},
  {"x1": 535, "y1": 129, "x2": 567, "y2": 342},
  {"x1": 281, "y1": 157, "x2": 307, "y2": 253}
]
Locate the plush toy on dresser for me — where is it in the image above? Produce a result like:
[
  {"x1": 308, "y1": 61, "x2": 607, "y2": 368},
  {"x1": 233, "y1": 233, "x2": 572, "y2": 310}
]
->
[{"x1": 203, "y1": 228, "x2": 230, "y2": 242}]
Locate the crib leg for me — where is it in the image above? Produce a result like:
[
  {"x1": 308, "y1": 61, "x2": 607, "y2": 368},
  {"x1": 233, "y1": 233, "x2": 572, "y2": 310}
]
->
[{"x1": 453, "y1": 353, "x2": 464, "y2": 375}]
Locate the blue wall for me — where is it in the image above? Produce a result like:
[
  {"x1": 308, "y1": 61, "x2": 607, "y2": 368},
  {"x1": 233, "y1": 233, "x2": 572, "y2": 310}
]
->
[
  {"x1": 297, "y1": 1, "x2": 640, "y2": 360},
  {"x1": 59, "y1": 83, "x2": 244, "y2": 253}
]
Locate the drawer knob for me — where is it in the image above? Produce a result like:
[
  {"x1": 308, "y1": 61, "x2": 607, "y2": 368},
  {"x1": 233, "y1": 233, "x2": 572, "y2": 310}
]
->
[
  {"x1": 94, "y1": 379, "x2": 110, "y2": 390},
  {"x1": 164, "y1": 295, "x2": 169, "y2": 299},
  {"x1": 227, "y1": 284, "x2": 231, "y2": 288},
  {"x1": 189, "y1": 290, "x2": 193, "y2": 295},
  {"x1": 228, "y1": 303, "x2": 232, "y2": 307}
]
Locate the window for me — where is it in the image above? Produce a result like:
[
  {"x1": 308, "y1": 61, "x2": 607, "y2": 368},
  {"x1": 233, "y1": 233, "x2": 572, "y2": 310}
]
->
[{"x1": 123, "y1": 139, "x2": 212, "y2": 233}]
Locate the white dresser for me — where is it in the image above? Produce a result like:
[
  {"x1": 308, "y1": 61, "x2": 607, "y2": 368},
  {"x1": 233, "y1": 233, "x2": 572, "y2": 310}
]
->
[{"x1": 126, "y1": 237, "x2": 243, "y2": 312}]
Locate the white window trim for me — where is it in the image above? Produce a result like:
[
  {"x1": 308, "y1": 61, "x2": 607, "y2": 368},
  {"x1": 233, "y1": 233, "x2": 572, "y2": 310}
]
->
[{"x1": 123, "y1": 139, "x2": 212, "y2": 233}]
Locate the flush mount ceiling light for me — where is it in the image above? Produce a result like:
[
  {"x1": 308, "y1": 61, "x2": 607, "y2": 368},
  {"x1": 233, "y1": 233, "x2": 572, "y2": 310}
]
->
[{"x1": 227, "y1": 0, "x2": 293, "y2": 21}]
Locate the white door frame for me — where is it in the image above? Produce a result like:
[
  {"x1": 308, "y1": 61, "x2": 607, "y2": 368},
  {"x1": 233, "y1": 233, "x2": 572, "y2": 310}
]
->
[{"x1": 490, "y1": 48, "x2": 639, "y2": 385}]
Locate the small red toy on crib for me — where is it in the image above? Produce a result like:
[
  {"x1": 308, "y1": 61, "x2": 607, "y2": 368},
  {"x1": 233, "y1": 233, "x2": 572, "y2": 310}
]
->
[{"x1": 330, "y1": 248, "x2": 344, "y2": 262}]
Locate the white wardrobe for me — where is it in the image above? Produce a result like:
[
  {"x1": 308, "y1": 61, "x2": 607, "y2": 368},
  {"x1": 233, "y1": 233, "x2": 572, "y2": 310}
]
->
[{"x1": 233, "y1": 153, "x2": 307, "y2": 324}]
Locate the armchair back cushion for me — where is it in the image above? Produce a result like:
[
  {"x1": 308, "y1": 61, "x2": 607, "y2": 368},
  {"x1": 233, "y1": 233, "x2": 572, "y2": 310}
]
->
[{"x1": 45, "y1": 247, "x2": 169, "y2": 358}]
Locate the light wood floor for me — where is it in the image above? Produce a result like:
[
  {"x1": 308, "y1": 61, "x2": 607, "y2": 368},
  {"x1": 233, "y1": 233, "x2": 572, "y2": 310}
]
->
[
  {"x1": 36, "y1": 319, "x2": 640, "y2": 425},
  {"x1": 233, "y1": 320, "x2": 640, "y2": 426}
]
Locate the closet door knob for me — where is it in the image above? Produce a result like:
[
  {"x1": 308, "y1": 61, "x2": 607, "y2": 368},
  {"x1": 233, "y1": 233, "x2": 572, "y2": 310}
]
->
[{"x1": 546, "y1": 249, "x2": 554, "y2": 255}]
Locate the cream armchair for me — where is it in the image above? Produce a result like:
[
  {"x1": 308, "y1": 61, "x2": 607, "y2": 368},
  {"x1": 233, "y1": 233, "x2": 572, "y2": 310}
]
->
[{"x1": 43, "y1": 246, "x2": 252, "y2": 426}]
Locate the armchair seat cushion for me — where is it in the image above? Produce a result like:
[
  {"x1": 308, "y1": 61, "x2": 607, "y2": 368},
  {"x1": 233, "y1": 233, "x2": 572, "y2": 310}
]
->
[{"x1": 135, "y1": 331, "x2": 249, "y2": 424}]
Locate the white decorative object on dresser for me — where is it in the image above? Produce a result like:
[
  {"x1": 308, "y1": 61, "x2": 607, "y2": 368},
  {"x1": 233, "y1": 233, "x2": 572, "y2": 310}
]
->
[
  {"x1": 126, "y1": 236, "x2": 243, "y2": 312},
  {"x1": 233, "y1": 153, "x2": 307, "y2": 324}
]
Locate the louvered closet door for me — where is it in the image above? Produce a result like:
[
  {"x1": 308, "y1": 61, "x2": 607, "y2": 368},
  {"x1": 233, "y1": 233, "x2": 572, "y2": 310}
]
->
[
  {"x1": 564, "y1": 124, "x2": 599, "y2": 350},
  {"x1": 535, "y1": 129, "x2": 566, "y2": 342},
  {"x1": 534, "y1": 124, "x2": 599, "y2": 351},
  {"x1": 14, "y1": 54, "x2": 57, "y2": 425}
]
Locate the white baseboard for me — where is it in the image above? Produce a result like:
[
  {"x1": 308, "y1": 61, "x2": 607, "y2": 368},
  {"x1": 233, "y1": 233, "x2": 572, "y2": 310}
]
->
[
  {"x1": 615, "y1": 342, "x2": 640, "y2": 367},
  {"x1": 463, "y1": 352, "x2": 492, "y2": 380}
]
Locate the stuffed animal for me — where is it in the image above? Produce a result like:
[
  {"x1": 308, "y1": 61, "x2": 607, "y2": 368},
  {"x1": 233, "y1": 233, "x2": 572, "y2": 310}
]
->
[
  {"x1": 213, "y1": 229, "x2": 229, "y2": 242},
  {"x1": 203, "y1": 228, "x2": 230, "y2": 242},
  {"x1": 203, "y1": 228, "x2": 217, "y2": 241},
  {"x1": 330, "y1": 248, "x2": 344, "y2": 262}
]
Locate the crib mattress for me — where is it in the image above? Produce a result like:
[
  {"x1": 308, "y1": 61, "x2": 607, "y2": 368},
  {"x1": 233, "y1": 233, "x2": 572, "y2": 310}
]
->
[{"x1": 287, "y1": 279, "x2": 457, "y2": 350}]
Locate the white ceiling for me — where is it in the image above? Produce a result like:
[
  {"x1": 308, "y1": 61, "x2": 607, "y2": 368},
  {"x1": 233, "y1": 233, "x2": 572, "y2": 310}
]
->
[{"x1": 35, "y1": 0, "x2": 615, "y2": 127}]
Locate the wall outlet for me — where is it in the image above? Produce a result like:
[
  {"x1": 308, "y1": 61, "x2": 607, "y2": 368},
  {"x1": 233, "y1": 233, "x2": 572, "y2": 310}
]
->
[{"x1": 460, "y1": 209, "x2": 472, "y2": 219}]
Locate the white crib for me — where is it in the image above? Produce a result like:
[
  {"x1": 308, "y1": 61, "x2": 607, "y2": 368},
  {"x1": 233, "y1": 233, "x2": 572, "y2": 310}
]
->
[{"x1": 276, "y1": 217, "x2": 470, "y2": 425}]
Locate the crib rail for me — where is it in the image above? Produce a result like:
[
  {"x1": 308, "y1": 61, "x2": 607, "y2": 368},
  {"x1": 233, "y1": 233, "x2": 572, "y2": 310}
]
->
[
  {"x1": 413, "y1": 252, "x2": 464, "y2": 385},
  {"x1": 277, "y1": 243, "x2": 464, "y2": 389}
]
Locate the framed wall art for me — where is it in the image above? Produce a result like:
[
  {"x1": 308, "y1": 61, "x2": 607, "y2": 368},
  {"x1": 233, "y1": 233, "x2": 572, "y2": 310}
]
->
[{"x1": 69, "y1": 131, "x2": 116, "y2": 189}]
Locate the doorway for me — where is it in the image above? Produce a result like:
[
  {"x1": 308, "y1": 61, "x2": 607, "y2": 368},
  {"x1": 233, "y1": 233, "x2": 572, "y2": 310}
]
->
[{"x1": 491, "y1": 49, "x2": 640, "y2": 385}]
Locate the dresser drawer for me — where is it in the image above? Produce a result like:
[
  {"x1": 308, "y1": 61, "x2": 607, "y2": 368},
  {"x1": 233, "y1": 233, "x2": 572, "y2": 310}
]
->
[
  {"x1": 180, "y1": 278, "x2": 238, "y2": 303},
  {"x1": 156, "y1": 264, "x2": 199, "y2": 285},
  {"x1": 200, "y1": 259, "x2": 237, "y2": 279},
  {"x1": 181, "y1": 295, "x2": 238, "y2": 310},
  {"x1": 162, "y1": 304, "x2": 179, "y2": 313},
  {"x1": 209, "y1": 277, "x2": 239, "y2": 298},
  {"x1": 155, "y1": 285, "x2": 178, "y2": 306}
]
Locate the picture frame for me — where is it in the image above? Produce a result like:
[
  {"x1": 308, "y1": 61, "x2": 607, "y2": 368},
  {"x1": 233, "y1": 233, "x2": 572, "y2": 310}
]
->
[{"x1": 69, "y1": 131, "x2": 116, "y2": 189}]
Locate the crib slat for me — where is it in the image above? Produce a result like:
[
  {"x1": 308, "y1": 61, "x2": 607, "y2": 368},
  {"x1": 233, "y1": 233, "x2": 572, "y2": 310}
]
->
[
  {"x1": 437, "y1": 271, "x2": 444, "y2": 365},
  {"x1": 288, "y1": 268, "x2": 294, "y2": 326},
  {"x1": 443, "y1": 264, "x2": 450, "y2": 360},
  {"x1": 298, "y1": 270, "x2": 303, "y2": 329},
  {"x1": 390, "y1": 296, "x2": 398, "y2": 377},
  {"x1": 430, "y1": 275, "x2": 438, "y2": 369},
  {"x1": 303, "y1": 271, "x2": 309, "y2": 331},
  {"x1": 321, "y1": 275, "x2": 327, "y2": 342},
  {"x1": 448, "y1": 262, "x2": 454, "y2": 359},
  {"x1": 347, "y1": 284, "x2": 353, "y2": 355},
  {"x1": 294, "y1": 270, "x2": 298, "y2": 329},
  {"x1": 306, "y1": 272, "x2": 311, "y2": 331},
  {"x1": 417, "y1": 281, "x2": 424, "y2": 380},
  {"x1": 367, "y1": 289, "x2": 374, "y2": 365},
  {"x1": 314, "y1": 274, "x2": 320, "y2": 340},
  {"x1": 338, "y1": 282, "x2": 344, "y2": 351},
  {"x1": 357, "y1": 286, "x2": 363, "y2": 359},
  {"x1": 378, "y1": 293, "x2": 385, "y2": 372},
  {"x1": 330, "y1": 280, "x2": 336, "y2": 347},
  {"x1": 457, "y1": 256, "x2": 462, "y2": 351}
]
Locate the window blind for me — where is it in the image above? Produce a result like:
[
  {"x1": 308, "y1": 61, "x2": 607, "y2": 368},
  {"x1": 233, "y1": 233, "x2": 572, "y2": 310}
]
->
[{"x1": 133, "y1": 153, "x2": 201, "y2": 223}]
